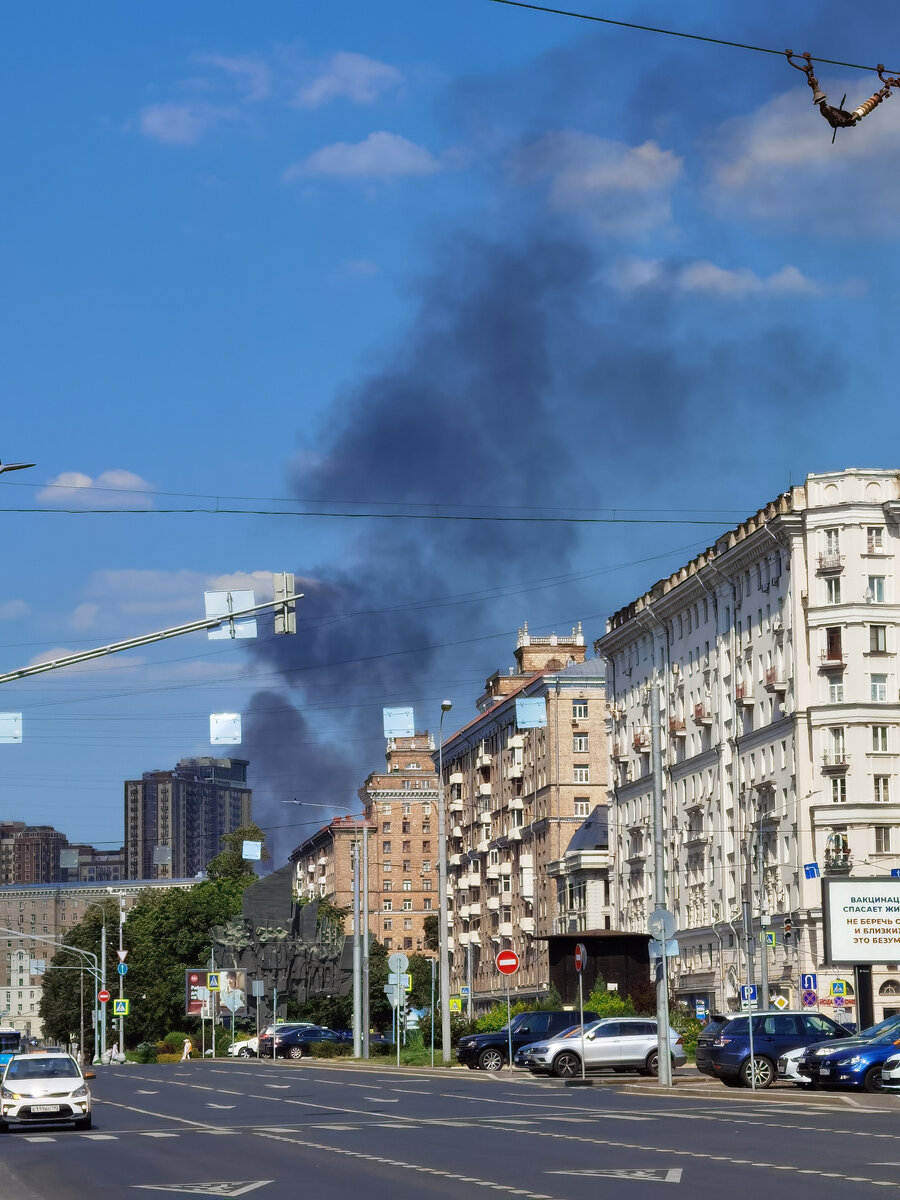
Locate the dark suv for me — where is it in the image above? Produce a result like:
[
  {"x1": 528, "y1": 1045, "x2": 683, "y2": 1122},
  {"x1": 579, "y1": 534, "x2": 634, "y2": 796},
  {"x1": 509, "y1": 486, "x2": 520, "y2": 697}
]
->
[
  {"x1": 456, "y1": 1010, "x2": 599, "y2": 1072},
  {"x1": 695, "y1": 1010, "x2": 846, "y2": 1088}
]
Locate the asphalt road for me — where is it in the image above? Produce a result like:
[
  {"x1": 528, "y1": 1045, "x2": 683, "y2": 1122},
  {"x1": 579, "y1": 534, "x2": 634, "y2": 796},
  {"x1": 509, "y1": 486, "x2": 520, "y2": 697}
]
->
[{"x1": 4, "y1": 1059, "x2": 900, "y2": 1199}]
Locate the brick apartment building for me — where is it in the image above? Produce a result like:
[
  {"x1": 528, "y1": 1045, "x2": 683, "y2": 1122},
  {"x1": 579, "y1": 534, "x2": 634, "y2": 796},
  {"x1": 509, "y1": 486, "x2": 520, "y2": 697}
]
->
[
  {"x1": 290, "y1": 734, "x2": 440, "y2": 955},
  {"x1": 440, "y1": 624, "x2": 608, "y2": 1010},
  {"x1": 0, "y1": 823, "x2": 68, "y2": 886}
]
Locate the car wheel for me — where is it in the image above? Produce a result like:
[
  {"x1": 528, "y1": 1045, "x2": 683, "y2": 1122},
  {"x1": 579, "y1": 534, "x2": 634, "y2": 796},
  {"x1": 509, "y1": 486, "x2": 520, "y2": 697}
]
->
[
  {"x1": 288, "y1": 1045, "x2": 304, "y2": 1060},
  {"x1": 740, "y1": 1055, "x2": 775, "y2": 1089},
  {"x1": 478, "y1": 1048, "x2": 505, "y2": 1072},
  {"x1": 238, "y1": 1047, "x2": 250, "y2": 1058},
  {"x1": 863, "y1": 1065, "x2": 886, "y2": 1094},
  {"x1": 645, "y1": 1050, "x2": 660, "y2": 1077},
  {"x1": 552, "y1": 1051, "x2": 581, "y2": 1079}
]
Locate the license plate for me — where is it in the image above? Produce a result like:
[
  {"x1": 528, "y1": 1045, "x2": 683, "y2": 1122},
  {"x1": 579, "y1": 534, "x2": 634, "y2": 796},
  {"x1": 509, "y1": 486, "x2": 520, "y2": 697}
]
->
[
  {"x1": 30, "y1": 1105, "x2": 61, "y2": 1113},
  {"x1": 819, "y1": 1068, "x2": 831, "y2": 1077}
]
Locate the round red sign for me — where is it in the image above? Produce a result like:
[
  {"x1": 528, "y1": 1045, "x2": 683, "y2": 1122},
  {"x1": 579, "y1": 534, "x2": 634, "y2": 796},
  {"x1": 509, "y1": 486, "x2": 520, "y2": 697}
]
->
[
  {"x1": 98, "y1": 989, "x2": 111, "y2": 1004},
  {"x1": 574, "y1": 943, "x2": 587, "y2": 974},
  {"x1": 496, "y1": 950, "x2": 519, "y2": 975}
]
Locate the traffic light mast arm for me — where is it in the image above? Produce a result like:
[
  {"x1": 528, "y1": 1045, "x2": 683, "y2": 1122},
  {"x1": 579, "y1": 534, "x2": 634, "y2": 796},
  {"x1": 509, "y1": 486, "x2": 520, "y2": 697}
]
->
[{"x1": 0, "y1": 593, "x2": 302, "y2": 686}]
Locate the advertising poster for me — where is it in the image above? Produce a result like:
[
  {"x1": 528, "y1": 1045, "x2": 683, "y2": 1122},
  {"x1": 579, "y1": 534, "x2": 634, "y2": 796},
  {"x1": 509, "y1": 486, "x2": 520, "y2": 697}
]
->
[{"x1": 824, "y1": 878, "x2": 900, "y2": 964}]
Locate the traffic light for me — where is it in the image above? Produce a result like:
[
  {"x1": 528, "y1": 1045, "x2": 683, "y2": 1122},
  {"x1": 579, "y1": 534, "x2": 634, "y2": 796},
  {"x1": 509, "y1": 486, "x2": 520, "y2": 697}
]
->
[
  {"x1": 273, "y1": 572, "x2": 297, "y2": 635},
  {"x1": 783, "y1": 917, "x2": 793, "y2": 941}
]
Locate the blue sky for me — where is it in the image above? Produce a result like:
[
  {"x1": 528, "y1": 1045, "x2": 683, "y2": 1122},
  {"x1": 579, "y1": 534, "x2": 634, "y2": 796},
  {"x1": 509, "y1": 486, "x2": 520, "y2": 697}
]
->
[{"x1": 2, "y1": 1, "x2": 899, "y2": 866}]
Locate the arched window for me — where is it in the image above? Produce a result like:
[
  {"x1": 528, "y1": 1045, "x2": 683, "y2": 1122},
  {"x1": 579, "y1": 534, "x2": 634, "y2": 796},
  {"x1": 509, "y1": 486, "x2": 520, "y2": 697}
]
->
[{"x1": 879, "y1": 979, "x2": 900, "y2": 996}]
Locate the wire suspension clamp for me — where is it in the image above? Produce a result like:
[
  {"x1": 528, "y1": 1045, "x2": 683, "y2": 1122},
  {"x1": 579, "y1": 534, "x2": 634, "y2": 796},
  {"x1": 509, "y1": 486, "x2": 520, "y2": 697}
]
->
[{"x1": 786, "y1": 50, "x2": 899, "y2": 131}]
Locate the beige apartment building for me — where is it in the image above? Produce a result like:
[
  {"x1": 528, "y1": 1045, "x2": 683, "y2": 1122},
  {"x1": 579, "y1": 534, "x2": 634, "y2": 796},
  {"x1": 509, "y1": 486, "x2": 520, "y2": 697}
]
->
[
  {"x1": 440, "y1": 624, "x2": 608, "y2": 1011},
  {"x1": 596, "y1": 468, "x2": 900, "y2": 1024},
  {"x1": 0, "y1": 877, "x2": 195, "y2": 1034},
  {"x1": 291, "y1": 734, "x2": 440, "y2": 955}
]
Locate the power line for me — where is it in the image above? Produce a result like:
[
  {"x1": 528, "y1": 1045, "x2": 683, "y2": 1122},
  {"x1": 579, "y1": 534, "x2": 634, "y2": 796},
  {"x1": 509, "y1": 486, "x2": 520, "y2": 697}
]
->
[{"x1": 486, "y1": 0, "x2": 900, "y2": 75}]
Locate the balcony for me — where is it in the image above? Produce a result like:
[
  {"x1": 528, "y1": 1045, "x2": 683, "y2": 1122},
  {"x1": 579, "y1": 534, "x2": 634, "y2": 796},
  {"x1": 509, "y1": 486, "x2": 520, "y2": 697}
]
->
[
  {"x1": 457, "y1": 931, "x2": 470, "y2": 946},
  {"x1": 478, "y1": 810, "x2": 492, "y2": 825},
  {"x1": 451, "y1": 824, "x2": 463, "y2": 839},
  {"x1": 476, "y1": 753, "x2": 491, "y2": 770},
  {"x1": 486, "y1": 864, "x2": 500, "y2": 880},
  {"x1": 479, "y1": 782, "x2": 492, "y2": 797},
  {"x1": 735, "y1": 683, "x2": 754, "y2": 705},
  {"x1": 458, "y1": 904, "x2": 470, "y2": 920},
  {"x1": 487, "y1": 895, "x2": 501, "y2": 911},
  {"x1": 823, "y1": 850, "x2": 852, "y2": 875},
  {"x1": 519, "y1": 916, "x2": 535, "y2": 934},
  {"x1": 693, "y1": 703, "x2": 713, "y2": 725},
  {"x1": 506, "y1": 826, "x2": 522, "y2": 841},
  {"x1": 499, "y1": 862, "x2": 512, "y2": 876},
  {"x1": 477, "y1": 838, "x2": 491, "y2": 854},
  {"x1": 819, "y1": 651, "x2": 846, "y2": 672},
  {"x1": 668, "y1": 718, "x2": 687, "y2": 737},
  {"x1": 633, "y1": 731, "x2": 650, "y2": 751},
  {"x1": 509, "y1": 798, "x2": 524, "y2": 811},
  {"x1": 499, "y1": 921, "x2": 514, "y2": 937},
  {"x1": 508, "y1": 735, "x2": 524, "y2": 750},
  {"x1": 506, "y1": 764, "x2": 523, "y2": 779},
  {"x1": 821, "y1": 752, "x2": 850, "y2": 774},
  {"x1": 449, "y1": 853, "x2": 462, "y2": 867},
  {"x1": 448, "y1": 771, "x2": 463, "y2": 786},
  {"x1": 448, "y1": 798, "x2": 463, "y2": 814},
  {"x1": 817, "y1": 552, "x2": 845, "y2": 575},
  {"x1": 764, "y1": 668, "x2": 787, "y2": 693},
  {"x1": 469, "y1": 902, "x2": 482, "y2": 917},
  {"x1": 611, "y1": 739, "x2": 629, "y2": 760}
]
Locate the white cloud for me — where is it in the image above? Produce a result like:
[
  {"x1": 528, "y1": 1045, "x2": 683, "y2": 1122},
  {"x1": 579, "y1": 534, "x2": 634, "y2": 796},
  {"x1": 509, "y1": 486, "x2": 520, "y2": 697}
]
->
[
  {"x1": 509, "y1": 131, "x2": 682, "y2": 234},
  {"x1": 139, "y1": 103, "x2": 217, "y2": 145},
  {"x1": 37, "y1": 470, "x2": 155, "y2": 509},
  {"x1": 707, "y1": 82, "x2": 900, "y2": 234},
  {"x1": 197, "y1": 53, "x2": 271, "y2": 102},
  {"x1": 0, "y1": 600, "x2": 28, "y2": 620},
  {"x1": 70, "y1": 603, "x2": 99, "y2": 632},
  {"x1": 608, "y1": 257, "x2": 824, "y2": 298},
  {"x1": 286, "y1": 131, "x2": 441, "y2": 180},
  {"x1": 297, "y1": 51, "x2": 403, "y2": 108}
]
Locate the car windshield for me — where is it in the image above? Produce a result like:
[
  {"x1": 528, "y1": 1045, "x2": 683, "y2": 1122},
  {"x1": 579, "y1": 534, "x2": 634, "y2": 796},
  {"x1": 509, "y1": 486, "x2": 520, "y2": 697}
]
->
[
  {"x1": 6, "y1": 1056, "x2": 81, "y2": 1081},
  {"x1": 859, "y1": 1015, "x2": 900, "y2": 1040}
]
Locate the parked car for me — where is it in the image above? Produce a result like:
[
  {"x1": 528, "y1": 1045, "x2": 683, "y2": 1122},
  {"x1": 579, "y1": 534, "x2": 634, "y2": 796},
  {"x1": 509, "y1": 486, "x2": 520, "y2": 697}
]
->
[
  {"x1": 797, "y1": 1014, "x2": 900, "y2": 1093},
  {"x1": 523, "y1": 1018, "x2": 685, "y2": 1079},
  {"x1": 513, "y1": 1024, "x2": 583, "y2": 1069},
  {"x1": 258, "y1": 1025, "x2": 342, "y2": 1060},
  {"x1": 228, "y1": 1036, "x2": 258, "y2": 1058},
  {"x1": 776, "y1": 1045, "x2": 813, "y2": 1086},
  {"x1": 696, "y1": 1011, "x2": 846, "y2": 1088},
  {"x1": 880, "y1": 1050, "x2": 900, "y2": 1089},
  {"x1": 0, "y1": 1053, "x2": 95, "y2": 1131},
  {"x1": 457, "y1": 1011, "x2": 601, "y2": 1072}
]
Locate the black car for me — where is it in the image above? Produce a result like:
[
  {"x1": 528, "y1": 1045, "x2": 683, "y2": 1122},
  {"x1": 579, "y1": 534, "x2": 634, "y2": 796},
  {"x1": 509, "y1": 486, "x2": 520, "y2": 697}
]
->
[
  {"x1": 257, "y1": 1025, "x2": 341, "y2": 1060},
  {"x1": 456, "y1": 1010, "x2": 600, "y2": 1072}
]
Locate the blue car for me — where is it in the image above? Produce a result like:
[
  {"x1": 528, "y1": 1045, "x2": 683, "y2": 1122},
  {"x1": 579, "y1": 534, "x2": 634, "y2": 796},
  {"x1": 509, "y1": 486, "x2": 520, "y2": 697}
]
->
[
  {"x1": 695, "y1": 1010, "x2": 846, "y2": 1088},
  {"x1": 797, "y1": 1014, "x2": 900, "y2": 1093}
]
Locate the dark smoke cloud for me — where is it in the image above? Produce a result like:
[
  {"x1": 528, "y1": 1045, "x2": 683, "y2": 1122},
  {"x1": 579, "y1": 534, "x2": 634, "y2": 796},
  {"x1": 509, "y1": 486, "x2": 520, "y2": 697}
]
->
[{"x1": 241, "y1": 18, "x2": 850, "y2": 866}]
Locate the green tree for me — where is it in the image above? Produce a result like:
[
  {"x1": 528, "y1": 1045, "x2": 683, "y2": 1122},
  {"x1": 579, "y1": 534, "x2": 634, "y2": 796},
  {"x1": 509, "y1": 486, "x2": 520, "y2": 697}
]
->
[
  {"x1": 422, "y1": 915, "x2": 439, "y2": 952},
  {"x1": 585, "y1": 975, "x2": 637, "y2": 1018},
  {"x1": 206, "y1": 824, "x2": 270, "y2": 884},
  {"x1": 39, "y1": 899, "x2": 121, "y2": 1052}
]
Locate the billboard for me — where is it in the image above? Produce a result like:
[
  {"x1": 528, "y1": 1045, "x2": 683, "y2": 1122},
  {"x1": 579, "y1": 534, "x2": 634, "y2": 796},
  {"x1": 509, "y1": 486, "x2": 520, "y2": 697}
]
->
[
  {"x1": 185, "y1": 969, "x2": 211, "y2": 1016},
  {"x1": 185, "y1": 968, "x2": 249, "y2": 1016},
  {"x1": 823, "y1": 878, "x2": 900, "y2": 964},
  {"x1": 219, "y1": 969, "x2": 248, "y2": 1015},
  {"x1": 515, "y1": 697, "x2": 547, "y2": 730}
]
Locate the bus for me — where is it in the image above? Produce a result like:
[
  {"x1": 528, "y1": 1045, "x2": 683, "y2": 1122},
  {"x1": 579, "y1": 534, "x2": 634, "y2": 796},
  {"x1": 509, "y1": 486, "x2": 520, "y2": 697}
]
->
[{"x1": 0, "y1": 1027, "x2": 25, "y2": 1069}]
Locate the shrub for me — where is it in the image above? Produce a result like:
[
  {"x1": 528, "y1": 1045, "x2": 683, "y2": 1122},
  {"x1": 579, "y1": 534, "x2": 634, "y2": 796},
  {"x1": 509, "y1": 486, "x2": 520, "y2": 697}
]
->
[
  {"x1": 585, "y1": 976, "x2": 637, "y2": 1019},
  {"x1": 309, "y1": 1041, "x2": 353, "y2": 1059},
  {"x1": 134, "y1": 1041, "x2": 158, "y2": 1064},
  {"x1": 419, "y1": 1010, "x2": 476, "y2": 1047},
  {"x1": 156, "y1": 1054, "x2": 184, "y2": 1063}
]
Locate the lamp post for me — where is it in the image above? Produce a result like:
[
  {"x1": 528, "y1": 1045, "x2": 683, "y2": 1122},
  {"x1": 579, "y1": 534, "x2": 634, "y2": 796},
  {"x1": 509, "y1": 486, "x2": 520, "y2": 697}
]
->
[{"x1": 437, "y1": 699, "x2": 453, "y2": 1065}]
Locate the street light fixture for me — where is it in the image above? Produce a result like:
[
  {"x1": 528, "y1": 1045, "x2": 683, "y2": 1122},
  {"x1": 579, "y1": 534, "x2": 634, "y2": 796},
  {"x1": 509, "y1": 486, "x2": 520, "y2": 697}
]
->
[
  {"x1": 438, "y1": 699, "x2": 453, "y2": 1065},
  {"x1": 0, "y1": 459, "x2": 36, "y2": 476}
]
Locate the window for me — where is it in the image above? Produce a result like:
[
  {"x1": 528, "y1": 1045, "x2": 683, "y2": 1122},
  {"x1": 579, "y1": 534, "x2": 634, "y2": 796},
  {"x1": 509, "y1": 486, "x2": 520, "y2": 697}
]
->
[
  {"x1": 383, "y1": 881, "x2": 392, "y2": 892},
  {"x1": 573, "y1": 734, "x2": 589, "y2": 753},
  {"x1": 875, "y1": 776, "x2": 891, "y2": 803},
  {"x1": 383, "y1": 919, "x2": 392, "y2": 930},
  {"x1": 874, "y1": 725, "x2": 890, "y2": 752},
  {"x1": 402, "y1": 899, "x2": 412, "y2": 911},
  {"x1": 423, "y1": 898, "x2": 432, "y2": 910},
  {"x1": 832, "y1": 777, "x2": 847, "y2": 803},
  {"x1": 572, "y1": 700, "x2": 589, "y2": 720},
  {"x1": 382, "y1": 822, "x2": 391, "y2": 833},
  {"x1": 825, "y1": 528, "x2": 840, "y2": 555},
  {"x1": 422, "y1": 880, "x2": 432, "y2": 891},
  {"x1": 872, "y1": 674, "x2": 888, "y2": 702},
  {"x1": 422, "y1": 860, "x2": 431, "y2": 873},
  {"x1": 421, "y1": 822, "x2": 430, "y2": 834},
  {"x1": 826, "y1": 578, "x2": 841, "y2": 605},
  {"x1": 402, "y1": 879, "x2": 412, "y2": 892},
  {"x1": 827, "y1": 674, "x2": 844, "y2": 703},
  {"x1": 868, "y1": 576, "x2": 886, "y2": 603},
  {"x1": 574, "y1": 799, "x2": 591, "y2": 818},
  {"x1": 825, "y1": 627, "x2": 842, "y2": 660},
  {"x1": 829, "y1": 727, "x2": 845, "y2": 761},
  {"x1": 383, "y1": 861, "x2": 392, "y2": 872},
  {"x1": 382, "y1": 841, "x2": 391, "y2": 854},
  {"x1": 876, "y1": 827, "x2": 893, "y2": 854},
  {"x1": 403, "y1": 918, "x2": 413, "y2": 930},
  {"x1": 384, "y1": 938, "x2": 393, "y2": 949},
  {"x1": 402, "y1": 840, "x2": 411, "y2": 852},
  {"x1": 383, "y1": 899, "x2": 392, "y2": 911},
  {"x1": 422, "y1": 840, "x2": 431, "y2": 852},
  {"x1": 868, "y1": 526, "x2": 885, "y2": 554},
  {"x1": 871, "y1": 625, "x2": 888, "y2": 653},
  {"x1": 573, "y1": 766, "x2": 590, "y2": 784},
  {"x1": 403, "y1": 937, "x2": 413, "y2": 950}
]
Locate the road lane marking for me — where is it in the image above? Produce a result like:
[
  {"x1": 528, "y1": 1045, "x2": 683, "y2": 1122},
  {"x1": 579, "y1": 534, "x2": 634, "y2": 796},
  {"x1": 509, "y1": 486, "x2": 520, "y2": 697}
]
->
[
  {"x1": 23, "y1": 1136, "x2": 55, "y2": 1143},
  {"x1": 391, "y1": 1089, "x2": 429, "y2": 1095},
  {"x1": 252, "y1": 1129, "x2": 556, "y2": 1198},
  {"x1": 365, "y1": 1098, "x2": 398, "y2": 1103},
  {"x1": 96, "y1": 1098, "x2": 216, "y2": 1129},
  {"x1": 141, "y1": 1132, "x2": 179, "y2": 1138},
  {"x1": 82, "y1": 1134, "x2": 118, "y2": 1140}
]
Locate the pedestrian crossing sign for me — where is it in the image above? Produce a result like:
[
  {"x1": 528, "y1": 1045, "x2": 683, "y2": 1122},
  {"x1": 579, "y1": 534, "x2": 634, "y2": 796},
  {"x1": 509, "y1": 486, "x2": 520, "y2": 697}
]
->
[
  {"x1": 207, "y1": 973, "x2": 220, "y2": 991},
  {"x1": 449, "y1": 997, "x2": 462, "y2": 1012},
  {"x1": 113, "y1": 999, "x2": 130, "y2": 1016}
]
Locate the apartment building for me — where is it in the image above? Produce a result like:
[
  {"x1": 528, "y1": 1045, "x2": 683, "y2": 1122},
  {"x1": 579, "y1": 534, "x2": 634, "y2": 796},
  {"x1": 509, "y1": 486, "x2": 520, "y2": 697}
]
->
[
  {"x1": 290, "y1": 734, "x2": 440, "y2": 955},
  {"x1": 125, "y1": 757, "x2": 252, "y2": 880},
  {"x1": 0, "y1": 877, "x2": 195, "y2": 1035},
  {"x1": 0, "y1": 823, "x2": 68, "y2": 886},
  {"x1": 440, "y1": 624, "x2": 608, "y2": 1010},
  {"x1": 596, "y1": 468, "x2": 900, "y2": 1023}
]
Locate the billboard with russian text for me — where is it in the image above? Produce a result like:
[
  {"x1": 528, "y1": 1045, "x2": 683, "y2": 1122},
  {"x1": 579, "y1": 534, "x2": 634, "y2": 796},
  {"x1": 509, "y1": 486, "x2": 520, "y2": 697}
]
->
[{"x1": 823, "y1": 878, "x2": 900, "y2": 964}]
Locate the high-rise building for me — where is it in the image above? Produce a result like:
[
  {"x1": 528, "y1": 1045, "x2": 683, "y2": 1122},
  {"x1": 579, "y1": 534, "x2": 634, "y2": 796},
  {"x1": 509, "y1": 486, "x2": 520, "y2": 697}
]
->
[
  {"x1": 124, "y1": 757, "x2": 252, "y2": 880},
  {"x1": 440, "y1": 624, "x2": 609, "y2": 1010},
  {"x1": 0, "y1": 823, "x2": 68, "y2": 886},
  {"x1": 595, "y1": 468, "x2": 900, "y2": 1026},
  {"x1": 290, "y1": 734, "x2": 440, "y2": 955}
]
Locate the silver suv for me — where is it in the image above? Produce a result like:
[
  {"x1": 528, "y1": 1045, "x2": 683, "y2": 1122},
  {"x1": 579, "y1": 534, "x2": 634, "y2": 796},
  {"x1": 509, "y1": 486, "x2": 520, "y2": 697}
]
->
[{"x1": 524, "y1": 1017, "x2": 686, "y2": 1078}]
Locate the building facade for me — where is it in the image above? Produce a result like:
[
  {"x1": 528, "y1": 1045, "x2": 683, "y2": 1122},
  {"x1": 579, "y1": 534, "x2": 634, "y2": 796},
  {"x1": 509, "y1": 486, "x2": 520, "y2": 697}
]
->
[
  {"x1": 596, "y1": 468, "x2": 900, "y2": 1024},
  {"x1": 0, "y1": 823, "x2": 69, "y2": 886},
  {"x1": 0, "y1": 878, "x2": 195, "y2": 1035},
  {"x1": 125, "y1": 757, "x2": 252, "y2": 881},
  {"x1": 291, "y1": 734, "x2": 440, "y2": 956},
  {"x1": 440, "y1": 624, "x2": 608, "y2": 1011}
]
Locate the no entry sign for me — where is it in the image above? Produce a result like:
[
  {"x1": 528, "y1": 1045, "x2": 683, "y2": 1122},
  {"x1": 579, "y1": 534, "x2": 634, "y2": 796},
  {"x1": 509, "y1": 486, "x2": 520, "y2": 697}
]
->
[
  {"x1": 496, "y1": 950, "x2": 519, "y2": 975},
  {"x1": 98, "y1": 989, "x2": 110, "y2": 1004},
  {"x1": 574, "y1": 943, "x2": 587, "y2": 974}
]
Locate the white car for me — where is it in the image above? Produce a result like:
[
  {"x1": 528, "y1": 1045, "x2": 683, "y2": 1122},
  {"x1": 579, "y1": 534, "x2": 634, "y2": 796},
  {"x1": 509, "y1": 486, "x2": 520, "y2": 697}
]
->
[
  {"x1": 881, "y1": 1053, "x2": 900, "y2": 1088},
  {"x1": 0, "y1": 1053, "x2": 94, "y2": 1131},
  {"x1": 523, "y1": 1017, "x2": 686, "y2": 1078},
  {"x1": 228, "y1": 1037, "x2": 258, "y2": 1058},
  {"x1": 776, "y1": 1045, "x2": 812, "y2": 1086}
]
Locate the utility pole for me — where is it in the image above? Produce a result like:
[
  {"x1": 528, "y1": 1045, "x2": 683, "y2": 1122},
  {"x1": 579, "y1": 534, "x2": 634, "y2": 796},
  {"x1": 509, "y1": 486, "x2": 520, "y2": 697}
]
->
[
  {"x1": 757, "y1": 810, "x2": 770, "y2": 1011},
  {"x1": 743, "y1": 820, "x2": 757, "y2": 993},
  {"x1": 437, "y1": 701, "x2": 453, "y2": 1065},
  {"x1": 362, "y1": 822, "x2": 370, "y2": 1060},
  {"x1": 352, "y1": 838, "x2": 362, "y2": 1058},
  {"x1": 650, "y1": 676, "x2": 673, "y2": 1088},
  {"x1": 100, "y1": 921, "x2": 107, "y2": 1062}
]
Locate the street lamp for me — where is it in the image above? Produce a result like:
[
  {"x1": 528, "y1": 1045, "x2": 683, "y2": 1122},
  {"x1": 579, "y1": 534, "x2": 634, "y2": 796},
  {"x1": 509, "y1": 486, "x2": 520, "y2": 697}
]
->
[
  {"x1": 438, "y1": 699, "x2": 453, "y2": 1065},
  {"x1": 0, "y1": 459, "x2": 36, "y2": 476}
]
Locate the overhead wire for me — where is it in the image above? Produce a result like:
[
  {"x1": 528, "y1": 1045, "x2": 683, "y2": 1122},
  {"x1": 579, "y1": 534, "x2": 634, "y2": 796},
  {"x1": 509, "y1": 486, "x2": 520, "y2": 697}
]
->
[{"x1": 485, "y1": 0, "x2": 900, "y2": 75}]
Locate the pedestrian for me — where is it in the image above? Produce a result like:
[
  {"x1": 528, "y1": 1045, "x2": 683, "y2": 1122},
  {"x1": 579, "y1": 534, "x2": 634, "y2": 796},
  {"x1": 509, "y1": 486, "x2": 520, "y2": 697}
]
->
[
  {"x1": 181, "y1": 1037, "x2": 192, "y2": 1062},
  {"x1": 110, "y1": 1041, "x2": 118, "y2": 1063}
]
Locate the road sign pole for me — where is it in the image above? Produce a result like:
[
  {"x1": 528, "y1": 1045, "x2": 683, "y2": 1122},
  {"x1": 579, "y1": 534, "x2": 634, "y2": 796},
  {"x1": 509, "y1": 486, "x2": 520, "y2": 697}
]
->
[
  {"x1": 506, "y1": 975, "x2": 512, "y2": 1071},
  {"x1": 578, "y1": 972, "x2": 585, "y2": 1081},
  {"x1": 430, "y1": 958, "x2": 435, "y2": 1069}
]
